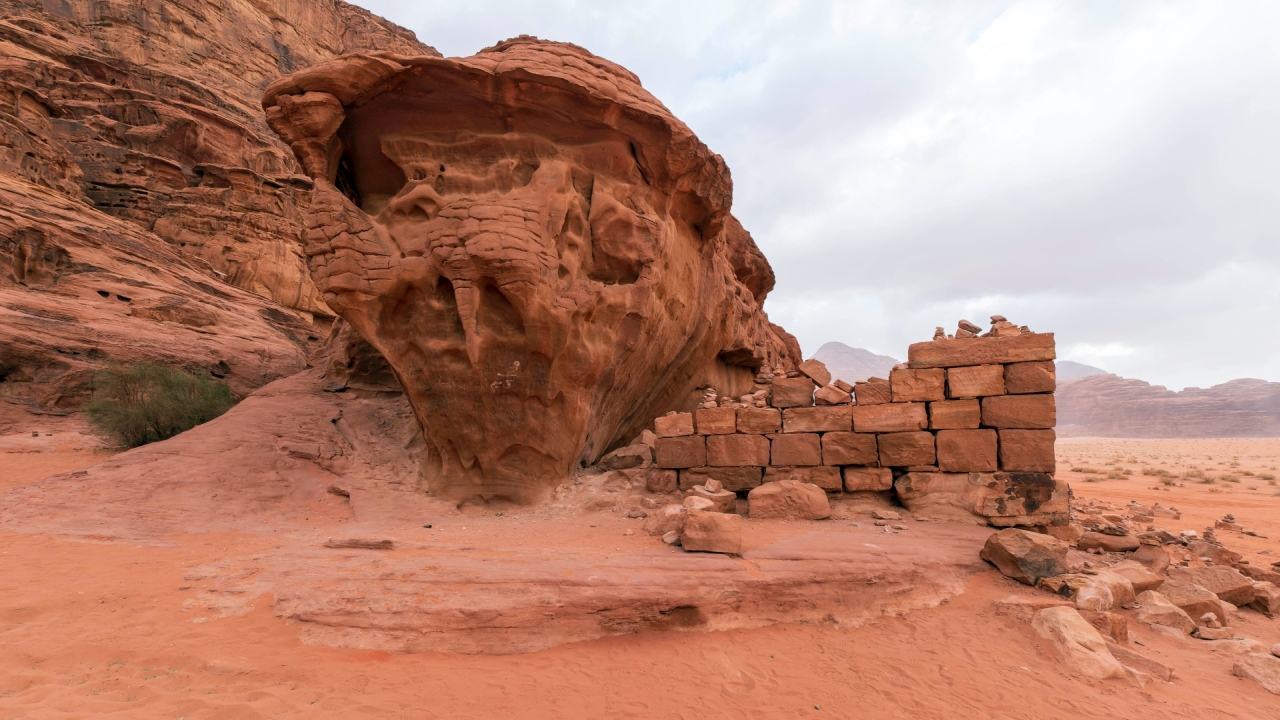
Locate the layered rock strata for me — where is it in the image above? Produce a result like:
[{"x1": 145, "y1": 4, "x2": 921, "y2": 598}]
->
[
  {"x1": 262, "y1": 39, "x2": 797, "y2": 503},
  {"x1": 653, "y1": 321, "x2": 1067, "y2": 528}
]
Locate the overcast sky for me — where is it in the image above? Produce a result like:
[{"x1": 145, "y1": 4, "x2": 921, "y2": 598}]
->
[{"x1": 354, "y1": 0, "x2": 1279, "y2": 391}]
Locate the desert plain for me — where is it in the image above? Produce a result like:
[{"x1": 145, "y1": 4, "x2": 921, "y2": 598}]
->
[{"x1": 3, "y1": 431, "x2": 1280, "y2": 719}]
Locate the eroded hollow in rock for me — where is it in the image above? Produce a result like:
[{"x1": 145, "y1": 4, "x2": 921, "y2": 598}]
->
[{"x1": 264, "y1": 39, "x2": 799, "y2": 504}]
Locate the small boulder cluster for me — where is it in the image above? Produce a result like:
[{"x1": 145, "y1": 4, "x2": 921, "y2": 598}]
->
[{"x1": 982, "y1": 500, "x2": 1280, "y2": 691}]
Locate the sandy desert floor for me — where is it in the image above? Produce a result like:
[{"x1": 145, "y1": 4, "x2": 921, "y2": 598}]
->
[{"x1": 2, "y1": 436, "x2": 1280, "y2": 719}]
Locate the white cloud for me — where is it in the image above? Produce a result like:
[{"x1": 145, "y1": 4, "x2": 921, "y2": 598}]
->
[{"x1": 353, "y1": 0, "x2": 1280, "y2": 389}]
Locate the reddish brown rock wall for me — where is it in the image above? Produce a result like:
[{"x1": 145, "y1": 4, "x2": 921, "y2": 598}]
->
[{"x1": 263, "y1": 39, "x2": 797, "y2": 503}]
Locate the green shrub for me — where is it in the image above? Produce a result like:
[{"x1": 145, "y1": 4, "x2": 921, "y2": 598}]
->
[{"x1": 86, "y1": 362, "x2": 235, "y2": 448}]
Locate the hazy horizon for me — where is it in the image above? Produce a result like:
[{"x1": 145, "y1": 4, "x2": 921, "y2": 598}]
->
[{"x1": 354, "y1": 0, "x2": 1280, "y2": 390}]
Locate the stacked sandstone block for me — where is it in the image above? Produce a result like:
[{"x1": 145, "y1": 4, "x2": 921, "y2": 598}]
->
[{"x1": 652, "y1": 331, "x2": 1058, "y2": 500}]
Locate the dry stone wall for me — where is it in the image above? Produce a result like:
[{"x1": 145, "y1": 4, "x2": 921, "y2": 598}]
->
[{"x1": 650, "y1": 317, "x2": 1069, "y2": 528}]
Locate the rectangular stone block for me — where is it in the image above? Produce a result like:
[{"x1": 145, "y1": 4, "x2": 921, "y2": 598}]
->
[
  {"x1": 935, "y1": 429, "x2": 998, "y2": 473},
  {"x1": 798, "y1": 358, "x2": 831, "y2": 387},
  {"x1": 736, "y1": 407, "x2": 781, "y2": 434},
  {"x1": 654, "y1": 435, "x2": 706, "y2": 468},
  {"x1": 842, "y1": 466, "x2": 893, "y2": 492},
  {"x1": 821, "y1": 432, "x2": 878, "y2": 466},
  {"x1": 852, "y1": 403, "x2": 928, "y2": 433},
  {"x1": 999, "y1": 429, "x2": 1057, "y2": 472},
  {"x1": 929, "y1": 399, "x2": 980, "y2": 429},
  {"x1": 771, "y1": 377, "x2": 817, "y2": 408},
  {"x1": 854, "y1": 379, "x2": 891, "y2": 405},
  {"x1": 695, "y1": 407, "x2": 737, "y2": 435},
  {"x1": 890, "y1": 368, "x2": 945, "y2": 402},
  {"x1": 706, "y1": 434, "x2": 770, "y2": 467},
  {"x1": 764, "y1": 465, "x2": 843, "y2": 491},
  {"x1": 1005, "y1": 361, "x2": 1056, "y2": 394},
  {"x1": 981, "y1": 394, "x2": 1055, "y2": 429},
  {"x1": 771, "y1": 433, "x2": 821, "y2": 466},
  {"x1": 878, "y1": 431, "x2": 936, "y2": 467},
  {"x1": 782, "y1": 405, "x2": 853, "y2": 433},
  {"x1": 946, "y1": 365, "x2": 1005, "y2": 398},
  {"x1": 814, "y1": 385, "x2": 852, "y2": 405},
  {"x1": 907, "y1": 332, "x2": 1056, "y2": 369},
  {"x1": 654, "y1": 412, "x2": 694, "y2": 437},
  {"x1": 832, "y1": 379, "x2": 854, "y2": 393},
  {"x1": 679, "y1": 466, "x2": 763, "y2": 492}
]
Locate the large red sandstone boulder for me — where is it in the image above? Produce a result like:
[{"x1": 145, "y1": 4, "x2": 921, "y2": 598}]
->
[
  {"x1": 979, "y1": 528, "x2": 1068, "y2": 585},
  {"x1": 747, "y1": 480, "x2": 831, "y2": 520},
  {"x1": 262, "y1": 39, "x2": 796, "y2": 502}
]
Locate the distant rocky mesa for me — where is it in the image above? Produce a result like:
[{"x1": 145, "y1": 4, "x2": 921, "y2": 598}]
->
[
  {"x1": 0, "y1": 0, "x2": 432, "y2": 425},
  {"x1": 262, "y1": 39, "x2": 799, "y2": 503},
  {"x1": 1057, "y1": 374, "x2": 1280, "y2": 438}
]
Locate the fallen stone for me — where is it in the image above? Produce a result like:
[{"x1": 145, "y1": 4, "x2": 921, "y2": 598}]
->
[
  {"x1": 852, "y1": 403, "x2": 928, "y2": 432},
  {"x1": 1167, "y1": 566, "x2": 1256, "y2": 606},
  {"x1": 797, "y1": 358, "x2": 832, "y2": 387},
  {"x1": 1132, "y1": 544, "x2": 1171, "y2": 574},
  {"x1": 662, "y1": 530, "x2": 680, "y2": 545},
  {"x1": 1234, "y1": 654, "x2": 1280, "y2": 694},
  {"x1": 992, "y1": 595, "x2": 1073, "y2": 623},
  {"x1": 1031, "y1": 606, "x2": 1127, "y2": 680},
  {"x1": 1194, "y1": 626, "x2": 1237, "y2": 640},
  {"x1": 1004, "y1": 361, "x2": 1056, "y2": 394},
  {"x1": 946, "y1": 365, "x2": 1005, "y2": 398},
  {"x1": 598, "y1": 443, "x2": 653, "y2": 470},
  {"x1": 679, "y1": 466, "x2": 763, "y2": 492},
  {"x1": 981, "y1": 394, "x2": 1056, "y2": 429},
  {"x1": 1077, "y1": 532, "x2": 1140, "y2": 553},
  {"x1": 748, "y1": 480, "x2": 831, "y2": 520},
  {"x1": 620, "y1": 467, "x2": 677, "y2": 494},
  {"x1": 655, "y1": 412, "x2": 694, "y2": 437},
  {"x1": 1109, "y1": 561, "x2": 1165, "y2": 593},
  {"x1": 1043, "y1": 524, "x2": 1085, "y2": 545},
  {"x1": 1186, "y1": 541, "x2": 1242, "y2": 566},
  {"x1": 681, "y1": 510, "x2": 742, "y2": 554},
  {"x1": 1075, "y1": 582, "x2": 1115, "y2": 611},
  {"x1": 1080, "y1": 610, "x2": 1128, "y2": 644},
  {"x1": 324, "y1": 538, "x2": 394, "y2": 550},
  {"x1": 1250, "y1": 582, "x2": 1280, "y2": 616},
  {"x1": 978, "y1": 528, "x2": 1068, "y2": 585},
  {"x1": 814, "y1": 385, "x2": 852, "y2": 405},
  {"x1": 843, "y1": 467, "x2": 894, "y2": 492},
  {"x1": 1106, "y1": 643, "x2": 1174, "y2": 682},
  {"x1": 686, "y1": 485, "x2": 737, "y2": 514},
  {"x1": 643, "y1": 504, "x2": 686, "y2": 536},
  {"x1": 1091, "y1": 570, "x2": 1137, "y2": 608},
  {"x1": 1205, "y1": 639, "x2": 1268, "y2": 656},
  {"x1": 1158, "y1": 580, "x2": 1232, "y2": 626},
  {"x1": 928, "y1": 399, "x2": 981, "y2": 429}
]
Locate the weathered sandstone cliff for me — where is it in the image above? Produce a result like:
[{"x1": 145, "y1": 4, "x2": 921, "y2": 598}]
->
[
  {"x1": 263, "y1": 39, "x2": 798, "y2": 502},
  {"x1": 1057, "y1": 374, "x2": 1280, "y2": 438},
  {"x1": 0, "y1": 0, "x2": 433, "y2": 423}
]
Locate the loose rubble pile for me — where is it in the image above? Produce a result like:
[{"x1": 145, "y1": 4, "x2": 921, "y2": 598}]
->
[{"x1": 983, "y1": 497, "x2": 1280, "y2": 692}]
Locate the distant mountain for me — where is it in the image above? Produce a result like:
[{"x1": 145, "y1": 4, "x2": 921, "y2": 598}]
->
[
  {"x1": 1057, "y1": 375, "x2": 1280, "y2": 438},
  {"x1": 812, "y1": 342, "x2": 900, "y2": 384},
  {"x1": 1056, "y1": 360, "x2": 1108, "y2": 381}
]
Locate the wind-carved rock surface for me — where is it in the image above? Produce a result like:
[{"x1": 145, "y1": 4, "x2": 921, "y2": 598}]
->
[
  {"x1": 263, "y1": 39, "x2": 798, "y2": 503},
  {"x1": 0, "y1": 0, "x2": 433, "y2": 422}
]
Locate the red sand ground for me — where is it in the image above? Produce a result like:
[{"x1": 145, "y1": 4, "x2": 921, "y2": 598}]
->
[{"x1": 3, "y1": 437, "x2": 1280, "y2": 718}]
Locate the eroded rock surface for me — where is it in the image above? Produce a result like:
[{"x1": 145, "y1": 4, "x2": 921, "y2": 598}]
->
[{"x1": 263, "y1": 39, "x2": 796, "y2": 502}]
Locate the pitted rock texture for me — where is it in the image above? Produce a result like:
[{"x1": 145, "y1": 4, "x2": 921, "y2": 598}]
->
[
  {"x1": 263, "y1": 39, "x2": 797, "y2": 503},
  {"x1": 0, "y1": 0, "x2": 434, "y2": 317}
]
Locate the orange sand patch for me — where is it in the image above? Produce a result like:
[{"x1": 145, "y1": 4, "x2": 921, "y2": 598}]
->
[{"x1": 1, "y1": 439, "x2": 1280, "y2": 717}]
